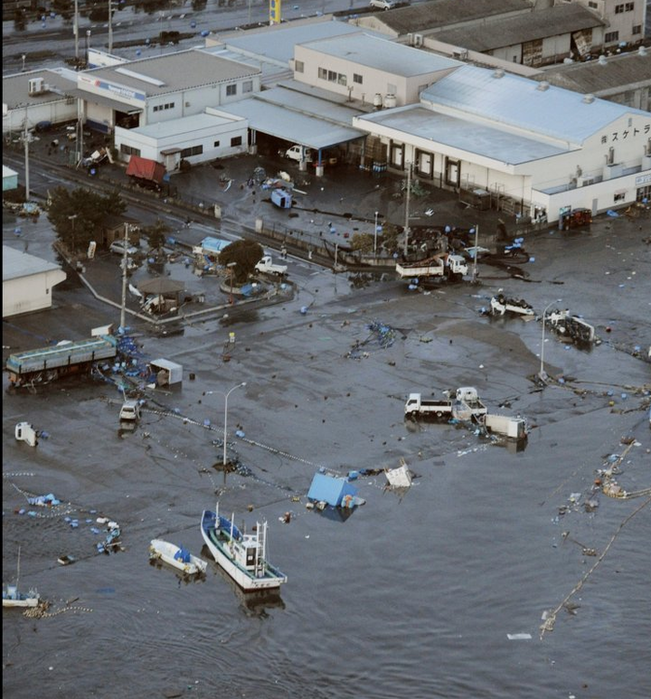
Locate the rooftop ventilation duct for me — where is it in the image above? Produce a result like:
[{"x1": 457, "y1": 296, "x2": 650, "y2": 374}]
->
[
  {"x1": 492, "y1": 69, "x2": 504, "y2": 79},
  {"x1": 598, "y1": 55, "x2": 607, "y2": 65},
  {"x1": 537, "y1": 81, "x2": 550, "y2": 91},
  {"x1": 582, "y1": 93, "x2": 595, "y2": 104}
]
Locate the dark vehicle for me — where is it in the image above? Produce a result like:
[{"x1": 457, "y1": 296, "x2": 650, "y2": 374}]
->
[
  {"x1": 126, "y1": 155, "x2": 166, "y2": 192},
  {"x1": 560, "y1": 208, "x2": 592, "y2": 230}
]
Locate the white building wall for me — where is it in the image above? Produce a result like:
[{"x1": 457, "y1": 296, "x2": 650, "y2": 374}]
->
[
  {"x1": 2, "y1": 99, "x2": 77, "y2": 134},
  {"x1": 3, "y1": 270, "x2": 67, "y2": 318},
  {"x1": 114, "y1": 118, "x2": 248, "y2": 165},
  {"x1": 534, "y1": 168, "x2": 651, "y2": 219},
  {"x1": 572, "y1": 0, "x2": 646, "y2": 45}
]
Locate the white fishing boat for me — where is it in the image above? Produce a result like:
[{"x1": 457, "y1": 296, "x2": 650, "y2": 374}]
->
[
  {"x1": 200, "y1": 504, "x2": 287, "y2": 591},
  {"x1": 149, "y1": 539, "x2": 207, "y2": 576},
  {"x1": 3, "y1": 547, "x2": 40, "y2": 608}
]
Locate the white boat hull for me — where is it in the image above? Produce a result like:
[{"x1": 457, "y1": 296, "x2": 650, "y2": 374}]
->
[
  {"x1": 3, "y1": 597, "x2": 39, "y2": 608},
  {"x1": 201, "y1": 510, "x2": 286, "y2": 591},
  {"x1": 149, "y1": 540, "x2": 207, "y2": 576}
]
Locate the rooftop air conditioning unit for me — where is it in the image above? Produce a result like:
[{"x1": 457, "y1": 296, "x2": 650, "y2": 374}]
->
[
  {"x1": 493, "y1": 69, "x2": 505, "y2": 79},
  {"x1": 453, "y1": 48, "x2": 468, "y2": 61},
  {"x1": 28, "y1": 77, "x2": 44, "y2": 95},
  {"x1": 537, "y1": 81, "x2": 550, "y2": 91},
  {"x1": 583, "y1": 93, "x2": 596, "y2": 104},
  {"x1": 413, "y1": 34, "x2": 423, "y2": 47}
]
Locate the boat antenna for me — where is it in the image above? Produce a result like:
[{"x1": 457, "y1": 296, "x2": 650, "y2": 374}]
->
[{"x1": 230, "y1": 513, "x2": 235, "y2": 540}]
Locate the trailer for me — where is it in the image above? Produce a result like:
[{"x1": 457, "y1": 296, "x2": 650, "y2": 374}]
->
[
  {"x1": 5, "y1": 335, "x2": 118, "y2": 387},
  {"x1": 405, "y1": 387, "x2": 487, "y2": 420}
]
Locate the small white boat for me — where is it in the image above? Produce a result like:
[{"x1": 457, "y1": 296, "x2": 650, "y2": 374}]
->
[
  {"x1": 2, "y1": 585, "x2": 40, "y2": 608},
  {"x1": 149, "y1": 539, "x2": 207, "y2": 576},
  {"x1": 3, "y1": 547, "x2": 40, "y2": 608},
  {"x1": 201, "y1": 503, "x2": 287, "y2": 591}
]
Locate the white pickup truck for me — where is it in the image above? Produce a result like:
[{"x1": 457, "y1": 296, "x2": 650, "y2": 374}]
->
[
  {"x1": 405, "y1": 387, "x2": 487, "y2": 420},
  {"x1": 255, "y1": 255, "x2": 287, "y2": 276}
]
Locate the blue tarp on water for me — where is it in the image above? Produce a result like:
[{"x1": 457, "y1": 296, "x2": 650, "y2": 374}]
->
[{"x1": 307, "y1": 472, "x2": 358, "y2": 507}]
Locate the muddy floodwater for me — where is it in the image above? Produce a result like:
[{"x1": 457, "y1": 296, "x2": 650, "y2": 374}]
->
[{"x1": 3, "y1": 215, "x2": 650, "y2": 698}]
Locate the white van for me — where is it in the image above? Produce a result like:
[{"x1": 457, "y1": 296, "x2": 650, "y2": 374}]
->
[
  {"x1": 369, "y1": 0, "x2": 395, "y2": 9},
  {"x1": 284, "y1": 145, "x2": 314, "y2": 163}
]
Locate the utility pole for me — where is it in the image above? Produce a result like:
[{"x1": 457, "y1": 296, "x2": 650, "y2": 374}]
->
[
  {"x1": 471, "y1": 224, "x2": 479, "y2": 283},
  {"x1": 120, "y1": 223, "x2": 129, "y2": 329},
  {"x1": 403, "y1": 161, "x2": 411, "y2": 257},
  {"x1": 73, "y1": 0, "x2": 79, "y2": 64},
  {"x1": 23, "y1": 106, "x2": 30, "y2": 201},
  {"x1": 108, "y1": 0, "x2": 113, "y2": 54}
]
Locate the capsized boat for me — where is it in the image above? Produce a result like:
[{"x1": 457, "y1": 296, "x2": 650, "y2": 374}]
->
[
  {"x1": 149, "y1": 539, "x2": 207, "y2": 576},
  {"x1": 200, "y1": 504, "x2": 287, "y2": 591}
]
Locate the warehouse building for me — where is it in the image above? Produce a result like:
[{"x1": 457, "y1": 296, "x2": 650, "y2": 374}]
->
[{"x1": 3, "y1": 247, "x2": 67, "y2": 318}]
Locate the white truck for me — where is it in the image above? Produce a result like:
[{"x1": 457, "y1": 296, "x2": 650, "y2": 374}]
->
[
  {"x1": 405, "y1": 387, "x2": 487, "y2": 420},
  {"x1": 283, "y1": 144, "x2": 314, "y2": 163},
  {"x1": 483, "y1": 414, "x2": 527, "y2": 440},
  {"x1": 490, "y1": 294, "x2": 534, "y2": 317},
  {"x1": 396, "y1": 254, "x2": 468, "y2": 281},
  {"x1": 255, "y1": 255, "x2": 288, "y2": 276}
]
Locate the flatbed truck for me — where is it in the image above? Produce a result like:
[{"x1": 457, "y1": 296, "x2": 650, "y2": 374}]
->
[
  {"x1": 405, "y1": 387, "x2": 487, "y2": 420},
  {"x1": 5, "y1": 335, "x2": 118, "y2": 387}
]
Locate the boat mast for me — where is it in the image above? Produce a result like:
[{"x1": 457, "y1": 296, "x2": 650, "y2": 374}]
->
[{"x1": 16, "y1": 545, "x2": 21, "y2": 588}]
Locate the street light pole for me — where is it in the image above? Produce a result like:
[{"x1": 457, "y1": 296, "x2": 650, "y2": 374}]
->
[
  {"x1": 403, "y1": 161, "x2": 411, "y2": 257},
  {"x1": 73, "y1": 0, "x2": 79, "y2": 63},
  {"x1": 23, "y1": 106, "x2": 30, "y2": 201},
  {"x1": 205, "y1": 383, "x2": 247, "y2": 467},
  {"x1": 540, "y1": 299, "x2": 561, "y2": 382},
  {"x1": 108, "y1": 0, "x2": 113, "y2": 54},
  {"x1": 471, "y1": 224, "x2": 479, "y2": 284},
  {"x1": 373, "y1": 210, "x2": 379, "y2": 254},
  {"x1": 120, "y1": 223, "x2": 129, "y2": 329}
]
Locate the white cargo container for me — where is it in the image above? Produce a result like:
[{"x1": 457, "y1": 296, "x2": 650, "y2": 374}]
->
[{"x1": 484, "y1": 414, "x2": 527, "y2": 440}]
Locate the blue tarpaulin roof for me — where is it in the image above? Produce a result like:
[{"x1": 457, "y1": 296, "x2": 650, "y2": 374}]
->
[
  {"x1": 200, "y1": 237, "x2": 231, "y2": 254},
  {"x1": 307, "y1": 472, "x2": 357, "y2": 507}
]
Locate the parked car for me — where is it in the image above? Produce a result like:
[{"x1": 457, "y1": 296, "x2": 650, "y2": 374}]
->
[
  {"x1": 110, "y1": 240, "x2": 138, "y2": 255},
  {"x1": 369, "y1": 0, "x2": 395, "y2": 9}
]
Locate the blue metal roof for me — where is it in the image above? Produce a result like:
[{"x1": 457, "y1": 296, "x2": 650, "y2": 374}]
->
[
  {"x1": 420, "y1": 65, "x2": 649, "y2": 145},
  {"x1": 307, "y1": 472, "x2": 358, "y2": 507}
]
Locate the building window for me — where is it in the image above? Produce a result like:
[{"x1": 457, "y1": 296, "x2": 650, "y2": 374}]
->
[
  {"x1": 605, "y1": 31, "x2": 619, "y2": 43},
  {"x1": 338, "y1": 74, "x2": 347, "y2": 86},
  {"x1": 226, "y1": 84, "x2": 237, "y2": 97},
  {"x1": 295, "y1": 60, "x2": 304, "y2": 73},
  {"x1": 120, "y1": 144, "x2": 141, "y2": 156},
  {"x1": 625, "y1": 2, "x2": 634, "y2": 10},
  {"x1": 614, "y1": 191, "x2": 626, "y2": 202},
  {"x1": 632, "y1": 24, "x2": 642, "y2": 34},
  {"x1": 230, "y1": 136, "x2": 242, "y2": 147},
  {"x1": 615, "y1": 4, "x2": 624, "y2": 12},
  {"x1": 353, "y1": 73, "x2": 363, "y2": 84},
  {"x1": 243, "y1": 80, "x2": 253, "y2": 93},
  {"x1": 154, "y1": 102, "x2": 174, "y2": 112},
  {"x1": 213, "y1": 140, "x2": 220, "y2": 148},
  {"x1": 588, "y1": 1, "x2": 597, "y2": 7},
  {"x1": 180, "y1": 145, "x2": 203, "y2": 158},
  {"x1": 318, "y1": 67, "x2": 327, "y2": 80}
]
